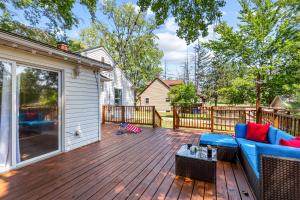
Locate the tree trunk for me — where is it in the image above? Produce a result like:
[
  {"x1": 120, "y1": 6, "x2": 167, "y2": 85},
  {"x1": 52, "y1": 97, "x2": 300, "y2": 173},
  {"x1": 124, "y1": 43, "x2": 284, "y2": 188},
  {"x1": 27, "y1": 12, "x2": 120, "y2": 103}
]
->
[
  {"x1": 255, "y1": 73, "x2": 261, "y2": 111},
  {"x1": 214, "y1": 96, "x2": 218, "y2": 106}
]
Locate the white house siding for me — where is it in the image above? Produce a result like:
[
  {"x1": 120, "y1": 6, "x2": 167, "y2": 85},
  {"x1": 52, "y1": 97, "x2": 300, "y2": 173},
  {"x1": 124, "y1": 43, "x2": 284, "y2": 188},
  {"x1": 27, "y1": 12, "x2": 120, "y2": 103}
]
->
[
  {"x1": 0, "y1": 45, "x2": 102, "y2": 153},
  {"x1": 101, "y1": 67, "x2": 134, "y2": 106},
  {"x1": 81, "y1": 47, "x2": 114, "y2": 66},
  {"x1": 81, "y1": 47, "x2": 134, "y2": 106}
]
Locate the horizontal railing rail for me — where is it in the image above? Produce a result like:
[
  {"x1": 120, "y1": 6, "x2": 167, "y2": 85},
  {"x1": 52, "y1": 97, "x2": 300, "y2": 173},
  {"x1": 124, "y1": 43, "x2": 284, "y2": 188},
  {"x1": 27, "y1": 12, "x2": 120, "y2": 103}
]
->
[{"x1": 102, "y1": 105, "x2": 162, "y2": 128}]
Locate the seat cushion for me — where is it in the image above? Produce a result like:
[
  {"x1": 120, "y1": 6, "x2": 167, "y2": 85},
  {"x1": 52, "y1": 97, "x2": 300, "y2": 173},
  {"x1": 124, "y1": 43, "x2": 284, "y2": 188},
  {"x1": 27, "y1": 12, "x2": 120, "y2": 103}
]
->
[
  {"x1": 241, "y1": 150, "x2": 259, "y2": 178},
  {"x1": 240, "y1": 140, "x2": 257, "y2": 156},
  {"x1": 236, "y1": 138, "x2": 258, "y2": 147},
  {"x1": 237, "y1": 138, "x2": 259, "y2": 178},
  {"x1": 199, "y1": 133, "x2": 238, "y2": 148},
  {"x1": 19, "y1": 120, "x2": 54, "y2": 127},
  {"x1": 268, "y1": 126, "x2": 278, "y2": 144},
  {"x1": 275, "y1": 130, "x2": 294, "y2": 144}
]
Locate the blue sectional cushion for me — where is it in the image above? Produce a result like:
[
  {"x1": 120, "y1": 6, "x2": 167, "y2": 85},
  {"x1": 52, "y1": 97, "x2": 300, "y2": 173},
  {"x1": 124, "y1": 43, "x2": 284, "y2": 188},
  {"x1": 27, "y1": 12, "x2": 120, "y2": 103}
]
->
[
  {"x1": 19, "y1": 120, "x2": 54, "y2": 127},
  {"x1": 235, "y1": 123, "x2": 247, "y2": 138},
  {"x1": 236, "y1": 138, "x2": 258, "y2": 148},
  {"x1": 275, "y1": 130, "x2": 294, "y2": 145},
  {"x1": 237, "y1": 138, "x2": 260, "y2": 177},
  {"x1": 242, "y1": 151, "x2": 259, "y2": 178},
  {"x1": 240, "y1": 140, "x2": 257, "y2": 156},
  {"x1": 267, "y1": 126, "x2": 278, "y2": 144},
  {"x1": 256, "y1": 143, "x2": 300, "y2": 173},
  {"x1": 199, "y1": 133, "x2": 238, "y2": 148}
]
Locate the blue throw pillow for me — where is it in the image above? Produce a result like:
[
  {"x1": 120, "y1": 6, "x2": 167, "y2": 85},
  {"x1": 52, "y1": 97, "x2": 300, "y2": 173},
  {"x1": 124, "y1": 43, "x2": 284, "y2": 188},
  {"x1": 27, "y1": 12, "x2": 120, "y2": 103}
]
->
[
  {"x1": 235, "y1": 123, "x2": 247, "y2": 138},
  {"x1": 267, "y1": 126, "x2": 278, "y2": 144}
]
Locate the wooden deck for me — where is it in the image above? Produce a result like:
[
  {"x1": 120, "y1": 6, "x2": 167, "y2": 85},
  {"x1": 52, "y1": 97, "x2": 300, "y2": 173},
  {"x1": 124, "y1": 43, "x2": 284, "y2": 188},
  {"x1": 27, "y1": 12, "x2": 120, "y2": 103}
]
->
[{"x1": 0, "y1": 125, "x2": 255, "y2": 200}]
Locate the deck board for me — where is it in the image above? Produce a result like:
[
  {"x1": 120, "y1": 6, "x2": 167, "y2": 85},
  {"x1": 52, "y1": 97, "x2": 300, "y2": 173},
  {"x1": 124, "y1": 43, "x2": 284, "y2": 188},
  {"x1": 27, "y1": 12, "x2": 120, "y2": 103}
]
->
[{"x1": 0, "y1": 124, "x2": 255, "y2": 200}]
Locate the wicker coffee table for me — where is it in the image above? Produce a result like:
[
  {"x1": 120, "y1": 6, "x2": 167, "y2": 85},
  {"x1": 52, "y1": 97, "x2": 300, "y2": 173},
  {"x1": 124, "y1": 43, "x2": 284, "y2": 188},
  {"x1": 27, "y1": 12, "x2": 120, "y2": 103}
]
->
[{"x1": 175, "y1": 144, "x2": 217, "y2": 183}]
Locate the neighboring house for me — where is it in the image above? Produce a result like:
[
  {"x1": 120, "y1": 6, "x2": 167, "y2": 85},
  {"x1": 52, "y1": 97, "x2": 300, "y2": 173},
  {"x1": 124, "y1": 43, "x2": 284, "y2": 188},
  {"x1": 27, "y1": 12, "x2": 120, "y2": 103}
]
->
[
  {"x1": 270, "y1": 95, "x2": 300, "y2": 109},
  {"x1": 0, "y1": 30, "x2": 114, "y2": 173},
  {"x1": 138, "y1": 78, "x2": 183, "y2": 112},
  {"x1": 80, "y1": 47, "x2": 134, "y2": 106}
]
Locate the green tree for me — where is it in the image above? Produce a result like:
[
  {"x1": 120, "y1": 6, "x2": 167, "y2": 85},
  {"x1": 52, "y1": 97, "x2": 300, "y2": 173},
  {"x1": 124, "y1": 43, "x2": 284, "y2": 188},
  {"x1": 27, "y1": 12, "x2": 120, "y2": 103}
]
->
[
  {"x1": 193, "y1": 42, "x2": 211, "y2": 92},
  {"x1": 206, "y1": 0, "x2": 300, "y2": 109},
  {"x1": 169, "y1": 83, "x2": 199, "y2": 106},
  {"x1": 0, "y1": 12, "x2": 57, "y2": 45},
  {"x1": 0, "y1": 0, "x2": 97, "y2": 34},
  {"x1": 137, "y1": 0, "x2": 225, "y2": 44},
  {"x1": 79, "y1": 0, "x2": 163, "y2": 97}
]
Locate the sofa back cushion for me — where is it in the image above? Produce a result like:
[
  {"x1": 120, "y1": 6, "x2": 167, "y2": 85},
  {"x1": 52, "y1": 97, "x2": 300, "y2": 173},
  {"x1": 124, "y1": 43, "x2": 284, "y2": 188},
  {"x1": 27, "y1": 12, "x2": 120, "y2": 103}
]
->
[
  {"x1": 246, "y1": 122, "x2": 270, "y2": 142},
  {"x1": 268, "y1": 126, "x2": 278, "y2": 144},
  {"x1": 235, "y1": 123, "x2": 247, "y2": 138},
  {"x1": 275, "y1": 130, "x2": 294, "y2": 145}
]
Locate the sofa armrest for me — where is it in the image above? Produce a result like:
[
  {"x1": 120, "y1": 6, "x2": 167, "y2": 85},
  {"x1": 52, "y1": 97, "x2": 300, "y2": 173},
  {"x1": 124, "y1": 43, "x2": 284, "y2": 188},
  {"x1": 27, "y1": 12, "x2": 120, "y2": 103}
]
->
[
  {"x1": 260, "y1": 155, "x2": 300, "y2": 200},
  {"x1": 256, "y1": 143, "x2": 300, "y2": 171}
]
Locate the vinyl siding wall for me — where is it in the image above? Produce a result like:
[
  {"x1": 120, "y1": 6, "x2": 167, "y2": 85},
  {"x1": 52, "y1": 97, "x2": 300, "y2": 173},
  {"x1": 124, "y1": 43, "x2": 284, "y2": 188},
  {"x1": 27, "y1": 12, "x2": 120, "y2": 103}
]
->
[{"x1": 139, "y1": 79, "x2": 171, "y2": 111}]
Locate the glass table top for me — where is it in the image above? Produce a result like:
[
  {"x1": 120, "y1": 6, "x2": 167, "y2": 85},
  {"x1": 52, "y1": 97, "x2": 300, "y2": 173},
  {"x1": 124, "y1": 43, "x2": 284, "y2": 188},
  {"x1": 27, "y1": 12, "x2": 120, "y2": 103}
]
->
[{"x1": 176, "y1": 144, "x2": 217, "y2": 161}]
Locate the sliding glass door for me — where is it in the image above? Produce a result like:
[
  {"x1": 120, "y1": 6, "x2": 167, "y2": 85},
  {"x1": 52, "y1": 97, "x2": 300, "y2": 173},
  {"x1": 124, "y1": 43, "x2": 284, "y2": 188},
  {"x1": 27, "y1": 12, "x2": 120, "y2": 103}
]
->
[
  {"x1": 16, "y1": 65, "x2": 60, "y2": 163},
  {"x1": 0, "y1": 60, "x2": 61, "y2": 170}
]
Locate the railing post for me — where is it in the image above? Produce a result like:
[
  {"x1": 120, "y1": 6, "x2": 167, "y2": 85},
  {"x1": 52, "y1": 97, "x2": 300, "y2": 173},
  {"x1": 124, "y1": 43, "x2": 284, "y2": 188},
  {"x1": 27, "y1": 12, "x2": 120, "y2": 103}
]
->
[
  {"x1": 273, "y1": 109, "x2": 279, "y2": 128},
  {"x1": 152, "y1": 106, "x2": 155, "y2": 128},
  {"x1": 102, "y1": 105, "x2": 106, "y2": 124},
  {"x1": 173, "y1": 106, "x2": 176, "y2": 130},
  {"x1": 256, "y1": 107, "x2": 262, "y2": 123},
  {"x1": 121, "y1": 106, "x2": 125, "y2": 123},
  {"x1": 242, "y1": 110, "x2": 246, "y2": 123},
  {"x1": 211, "y1": 106, "x2": 214, "y2": 132}
]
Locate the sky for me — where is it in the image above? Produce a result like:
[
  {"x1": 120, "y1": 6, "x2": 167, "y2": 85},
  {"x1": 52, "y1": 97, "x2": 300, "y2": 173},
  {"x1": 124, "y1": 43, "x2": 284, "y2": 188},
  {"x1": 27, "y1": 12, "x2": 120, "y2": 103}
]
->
[{"x1": 8, "y1": 0, "x2": 242, "y2": 80}]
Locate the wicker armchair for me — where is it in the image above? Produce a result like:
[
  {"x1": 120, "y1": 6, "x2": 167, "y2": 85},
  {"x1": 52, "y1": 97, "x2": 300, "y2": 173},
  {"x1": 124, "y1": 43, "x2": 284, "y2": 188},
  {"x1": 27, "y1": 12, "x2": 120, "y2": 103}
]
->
[{"x1": 261, "y1": 155, "x2": 300, "y2": 200}]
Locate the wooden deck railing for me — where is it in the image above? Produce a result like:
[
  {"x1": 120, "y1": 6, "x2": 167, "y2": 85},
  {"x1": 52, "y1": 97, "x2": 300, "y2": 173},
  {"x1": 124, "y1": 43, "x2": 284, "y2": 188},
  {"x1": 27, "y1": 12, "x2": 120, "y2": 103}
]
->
[
  {"x1": 102, "y1": 105, "x2": 162, "y2": 128},
  {"x1": 173, "y1": 106, "x2": 256, "y2": 132},
  {"x1": 173, "y1": 106, "x2": 299, "y2": 136},
  {"x1": 261, "y1": 108, "x2": 300, "y2": 136}
]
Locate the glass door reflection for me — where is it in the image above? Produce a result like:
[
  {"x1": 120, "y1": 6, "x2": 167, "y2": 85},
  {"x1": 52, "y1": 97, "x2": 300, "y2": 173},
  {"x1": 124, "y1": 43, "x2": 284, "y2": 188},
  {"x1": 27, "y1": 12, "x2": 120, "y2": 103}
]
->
[{"x1": 17, "y1": 66, "x2": 59, "y2": 162}]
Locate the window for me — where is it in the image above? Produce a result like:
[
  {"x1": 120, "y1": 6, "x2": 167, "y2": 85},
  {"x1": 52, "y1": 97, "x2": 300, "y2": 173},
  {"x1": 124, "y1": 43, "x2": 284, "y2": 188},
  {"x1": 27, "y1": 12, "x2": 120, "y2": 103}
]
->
[
  {"x1": 145, "y1": 98, "x2": 149, "y2": 104},
  {"x1": 114, "y1": 88, "x2": 122, "y2": 105},
  {"x1": 166, "y1": 98, "x2": 170, "y2": 102}
]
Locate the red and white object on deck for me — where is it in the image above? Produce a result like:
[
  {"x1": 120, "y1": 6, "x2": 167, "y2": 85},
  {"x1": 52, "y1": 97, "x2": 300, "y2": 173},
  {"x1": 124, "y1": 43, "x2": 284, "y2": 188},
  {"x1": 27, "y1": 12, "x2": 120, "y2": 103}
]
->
[{"x1": 120, "y1": 123, "x2": 142, "y2": 134}]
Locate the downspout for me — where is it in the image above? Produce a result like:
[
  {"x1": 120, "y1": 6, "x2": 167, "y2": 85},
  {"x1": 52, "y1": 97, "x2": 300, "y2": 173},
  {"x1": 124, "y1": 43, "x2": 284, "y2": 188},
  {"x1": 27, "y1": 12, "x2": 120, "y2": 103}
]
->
[{"x1": 93, "y1": 70, "x2": 101, "y2": 141}]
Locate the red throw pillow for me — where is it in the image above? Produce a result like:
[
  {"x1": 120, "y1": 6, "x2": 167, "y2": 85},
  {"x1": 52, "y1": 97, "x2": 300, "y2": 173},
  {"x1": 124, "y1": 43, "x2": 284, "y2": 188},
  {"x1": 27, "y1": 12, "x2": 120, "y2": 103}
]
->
[
  {"x1": 246, "y1": 122, "x2": 270, "y2": 142},
  {"x1": 26, "y1": 112, "x2": 37, "y2": 120},
  {"x1": 280, "y1": 139, "x2": 300, "y2": 148},
  {"x1": 295, "y1": 136, "x2": 300, "y2": 140}
]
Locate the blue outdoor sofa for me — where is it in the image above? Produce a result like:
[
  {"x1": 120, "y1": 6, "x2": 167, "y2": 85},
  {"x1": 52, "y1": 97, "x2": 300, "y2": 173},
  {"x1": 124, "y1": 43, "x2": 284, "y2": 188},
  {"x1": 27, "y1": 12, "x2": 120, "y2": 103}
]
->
[
  {"x1": 235, "y1": 123, "x2": 300, "y2": 200},
  {"x1": 199, "y1": 124, "x2": 300, "y2": 200},
  {"x1": 19, "y1": 112, "x2": 54, "y2": 133}
]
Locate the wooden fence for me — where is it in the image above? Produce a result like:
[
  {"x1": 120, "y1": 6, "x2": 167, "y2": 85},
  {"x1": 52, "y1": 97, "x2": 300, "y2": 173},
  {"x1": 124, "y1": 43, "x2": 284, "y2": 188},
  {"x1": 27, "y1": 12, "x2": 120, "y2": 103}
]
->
[
  {"x1": 173, "y1": 106, "x2": 300, "y2": 136},
  {"x1": 102, "y1": 105, "x2": 162, "y2": 128}
]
